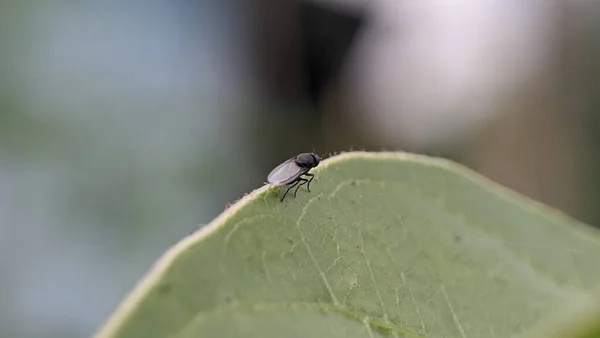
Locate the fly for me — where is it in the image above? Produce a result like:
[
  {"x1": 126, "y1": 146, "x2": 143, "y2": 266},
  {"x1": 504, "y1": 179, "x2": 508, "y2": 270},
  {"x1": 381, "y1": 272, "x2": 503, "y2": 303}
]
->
[{"x1": 267, "y1": 152, "x2": 321, "y2": 201}]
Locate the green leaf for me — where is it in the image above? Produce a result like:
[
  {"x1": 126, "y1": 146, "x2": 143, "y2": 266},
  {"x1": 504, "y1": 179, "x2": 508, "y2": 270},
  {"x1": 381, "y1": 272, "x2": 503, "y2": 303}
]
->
[{"x1": 96, "y1": 152, "x2": 600, "y2": 338}]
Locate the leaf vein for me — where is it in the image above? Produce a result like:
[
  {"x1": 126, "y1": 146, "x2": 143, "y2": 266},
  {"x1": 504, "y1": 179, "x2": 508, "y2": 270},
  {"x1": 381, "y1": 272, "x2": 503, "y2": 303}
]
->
[{"x1": 295, "y1": 193, "x2": 339, "y2": 305}]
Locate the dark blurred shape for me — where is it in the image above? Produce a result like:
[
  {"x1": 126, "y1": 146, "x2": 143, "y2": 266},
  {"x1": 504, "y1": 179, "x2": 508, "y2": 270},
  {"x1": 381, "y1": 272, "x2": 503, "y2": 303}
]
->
[
  {"x1": 252, "y1": 0, "x2": 366, "y2": 108},
  {"x1": 299, "y1": 2, "x2": 365, "y2": 106}
]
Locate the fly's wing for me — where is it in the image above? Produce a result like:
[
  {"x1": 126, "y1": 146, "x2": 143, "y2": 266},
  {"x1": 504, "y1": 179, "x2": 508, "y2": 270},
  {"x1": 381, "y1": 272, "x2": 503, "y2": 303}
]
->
[{"x1": 267, "y1": 159, "x2": 305, "y2": 186}]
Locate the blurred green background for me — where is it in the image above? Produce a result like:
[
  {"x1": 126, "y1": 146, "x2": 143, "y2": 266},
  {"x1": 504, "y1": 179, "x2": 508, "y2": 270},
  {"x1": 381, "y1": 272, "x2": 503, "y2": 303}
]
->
[{"x1": 1, "y1": 1, "x2": 600, "y2": 337}]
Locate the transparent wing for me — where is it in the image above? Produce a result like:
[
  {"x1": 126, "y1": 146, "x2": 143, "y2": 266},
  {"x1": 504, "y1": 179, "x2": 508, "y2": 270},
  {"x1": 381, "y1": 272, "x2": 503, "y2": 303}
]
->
[{"x1": 267, "y1": 159, "x2": 304, "y2": 186}]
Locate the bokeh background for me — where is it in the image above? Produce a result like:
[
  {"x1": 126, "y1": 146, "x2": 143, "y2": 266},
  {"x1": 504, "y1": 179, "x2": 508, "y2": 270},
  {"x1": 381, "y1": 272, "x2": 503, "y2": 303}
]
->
[{"x1": 2, "y1": 1, "x2": 600, "y2": 337}]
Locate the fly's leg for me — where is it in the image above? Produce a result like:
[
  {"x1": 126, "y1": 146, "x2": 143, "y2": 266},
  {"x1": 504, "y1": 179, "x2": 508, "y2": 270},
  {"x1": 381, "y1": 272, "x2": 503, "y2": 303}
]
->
[
  {"x1": 303, "y1": 173, "x2": 314, "y2": 192},
  {"x1": 294, "y1": 178, "x2": 309, "y2": 197},
  {"x1": 281, "y1": 180, "x2": 300, "y2": 202}
]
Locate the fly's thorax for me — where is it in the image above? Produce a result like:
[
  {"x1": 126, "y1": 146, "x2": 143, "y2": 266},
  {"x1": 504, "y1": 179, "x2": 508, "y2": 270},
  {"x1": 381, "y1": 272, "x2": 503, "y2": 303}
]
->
[{"x1": 295, "y1": 153, "x2": 319, "y2": 168}]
